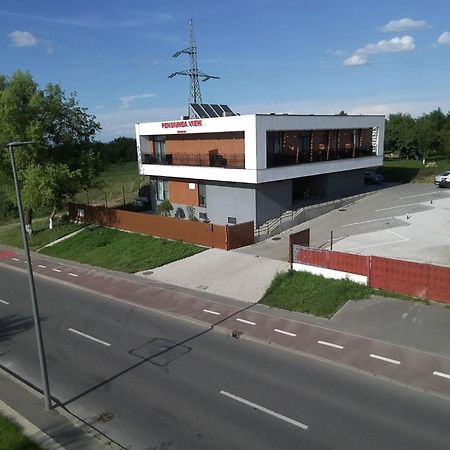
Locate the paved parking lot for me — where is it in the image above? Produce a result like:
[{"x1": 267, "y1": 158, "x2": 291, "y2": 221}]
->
[{"x1": 237, "y1": 183, "x2": 450, "y2": 267}]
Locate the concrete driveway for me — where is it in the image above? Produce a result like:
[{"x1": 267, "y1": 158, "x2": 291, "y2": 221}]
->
[{"x1": 236, "y1": 183, "x2": 450, "y2": 266}]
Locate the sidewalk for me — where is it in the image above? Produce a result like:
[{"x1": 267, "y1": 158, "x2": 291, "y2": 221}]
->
[{"x1": 1, "y1": 244, "x2": 450, "y2": 448}]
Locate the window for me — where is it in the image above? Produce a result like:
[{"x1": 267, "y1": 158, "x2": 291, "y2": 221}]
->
[
  {"x1": 154, "y1": 136, "x2": 166, "y2": 158},
  {"x1": 227, "y1": 217, "x2": 237, "y2": 224},
  {"x1": 198, "y1": 183, "x2": 206, "y2": 207},
  {"x1": 156, "y1": 178, "x2": 168, "y2": 201},
  {"x1": 199, "y1": 212, "x2": 208, "y2": 220}
]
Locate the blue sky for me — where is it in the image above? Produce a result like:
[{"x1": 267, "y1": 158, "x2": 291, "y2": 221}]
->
[{"x1": 2, "y1": 0, "x2": 450, "y2": 140}]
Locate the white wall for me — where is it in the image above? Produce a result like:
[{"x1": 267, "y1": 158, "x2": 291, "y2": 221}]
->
[{"x1": 292, "y1": 263, "x2": 368, "y2": 284}]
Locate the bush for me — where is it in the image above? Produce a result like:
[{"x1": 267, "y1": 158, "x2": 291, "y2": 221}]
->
[{"x1": 156, "y1": 199, "x2": 173, "y2": 216}]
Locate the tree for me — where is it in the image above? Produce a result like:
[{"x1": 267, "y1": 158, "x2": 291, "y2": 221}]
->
[
  {"x1": 0, "y1": 70, "x2": 101, "y2": 231},
  {"x1": 385, "y1": 113, "x2": 417, "y2": 158}
]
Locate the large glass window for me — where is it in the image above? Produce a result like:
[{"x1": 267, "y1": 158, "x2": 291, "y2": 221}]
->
[
  {"x1": 156, "y1": 178, "x2": 168, "y2": 201},
  {"x1": 198, "y1": 183, "x2": 207, "y2": 207},
  {"x1": 154, "y1": 136, "x2": 166, "y2": 158}
]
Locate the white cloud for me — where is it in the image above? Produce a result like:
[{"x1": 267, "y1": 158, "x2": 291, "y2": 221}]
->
[
  {"x1": 356, "y1": 35, "x2": 415, "y2": 55},
  {"x1": 119, "y1": 93, "x2": 155, "y2": 109},
  {"x1": 437, "y1": 31, "x2": 450, "y2": 44},
  {"x1": 344, "y1": 36, "x2": 415, "y2": 66},
  {"x1": 382, "y1": 18, "x2": 427, "y2": 33},
  {"x1": 343, "y1": 54, "x2": 367, "y2": 66},
  {"x1": 8, "y1": 30, "x2": 37, "y2": 47},
  {"x1": 327, "y1": 49, "x2": 347, "y2": 57}
]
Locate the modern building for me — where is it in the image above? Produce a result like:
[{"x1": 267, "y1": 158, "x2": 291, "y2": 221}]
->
[{"x1": 135, "y1": 107, "x2": 384, "y2": 228}]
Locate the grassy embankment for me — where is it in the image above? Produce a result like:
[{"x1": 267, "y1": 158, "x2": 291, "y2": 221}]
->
[
  {"x1": 378, "y1": 158, "x2": 450, "y2": 183},
  {"x1": 0, "y1": 414, "x2": 41, "y2": 450},
  {"x1": 40, "y1": 227, "x2": 205, "y2": 273},
  {"x1": 261, "y1": 271, "x2": 414, "y2": 318}
]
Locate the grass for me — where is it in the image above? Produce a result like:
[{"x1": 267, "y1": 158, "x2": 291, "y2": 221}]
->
[
  {"x1": 0, "y1": 220, "x2": 86, "y2": 250},
  {"x1": 74, "y1": 161, "x2": 147, "y2": 207},
  {"x1": 378, "y1": 158, "x2": 450, "y2": 183},
  {"x1": 0, "y1": 414, "x2": 41, "y2": 450},
  {"x1": 40, "y1": 226, "x2": 206, "y2": 273},
  {"x1": 261, "y1": 270, "x2": 410, "y2": 318}
]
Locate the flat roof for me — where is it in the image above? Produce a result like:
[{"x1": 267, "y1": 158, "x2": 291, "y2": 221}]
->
[{"x1": 256, "y1": 113, "x2": 385, "y2": 117}]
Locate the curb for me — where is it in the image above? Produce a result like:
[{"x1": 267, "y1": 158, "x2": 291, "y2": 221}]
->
[{"x1": 0, "y1": 401, "x2": 65, "y2": 450}]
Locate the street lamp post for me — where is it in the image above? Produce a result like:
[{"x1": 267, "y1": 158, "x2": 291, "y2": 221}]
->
[{"x1": 7, "y1": 141, "x2": 52, "y2": 410}]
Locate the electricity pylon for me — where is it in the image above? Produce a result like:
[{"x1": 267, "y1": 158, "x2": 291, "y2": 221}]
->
[{"x1": 168, "y1": 19, "x2": 219, "y2": 116}]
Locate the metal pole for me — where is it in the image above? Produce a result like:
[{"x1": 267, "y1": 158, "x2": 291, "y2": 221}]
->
[
  {"x1": 8, "y1": 143, "x2": 52, "y2": 410},
  {"x1": 330, "y1": 230, "x2": 333, "y2": 251}
]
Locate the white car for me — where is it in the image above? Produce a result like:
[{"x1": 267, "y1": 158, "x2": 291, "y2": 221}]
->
[{"x1": 434, "y1": 170, "x2": 450, "y2": 185}]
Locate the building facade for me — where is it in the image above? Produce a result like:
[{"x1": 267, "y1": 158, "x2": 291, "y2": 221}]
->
[{"x1": 135, "y1": 113, "x2": 385, "y2": 227}]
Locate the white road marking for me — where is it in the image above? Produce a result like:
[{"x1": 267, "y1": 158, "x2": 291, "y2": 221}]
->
[
  {"x1": 220, "y1": 390, "x2": 308, "y2": 431},
  {"x1": 274, "y1": 328, "x2": 296, "y2": 337},
  {"x1": 52, "y1": 268, "x2": 62, "y2": 273},
  {"x1": 202, "y1": 309, "x2": 220, "y2": 315},
  {"x1": 68, "y1": 328, "x2": 111, "y2": 347},
  {"x1": 236, "y1": 318, "x2": 256, "y2": 325},
  {"x1": 342, "y1": 217, "x2": 394, "y2": 227},
  {"x1": 11, "y1": 258, "x2": 19, "y2": 261},
  {"x1": 318, "y1": 340, "x2": 343, "y2": 350},
  {"x1": 399, "y1": 192, "x2": 438, "y2": 200},
  {"x1": 370, "y1": 354, "x2": 401, "y2": 365},
  {"x1": 433, "y1": 371, "x2": 450, "y2": 380},
  {"x1": 68, "y1": 273, "x2": 78, "y2": 277},
  {"x1": 0, "y1": 299, "x2": 10, "y2": 305},
  {"x1": 385, "y1": 229, "x2": 409, "y2": 241},
  {"x1": 374, "y1": 202, "x2": 422, "y2": 212},
  {"x1": 38, "y1": 264, "x2": 47, "y2": 269}
]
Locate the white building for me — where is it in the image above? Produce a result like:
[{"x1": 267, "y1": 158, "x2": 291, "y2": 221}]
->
[{"x1": 135, "y1": 108, "x2": 384, "y2": 227}]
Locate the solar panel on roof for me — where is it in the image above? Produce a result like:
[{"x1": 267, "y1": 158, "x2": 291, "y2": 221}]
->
[
  {"x1": 191, "y1": 103, "x2": 208, "y2": 118},
  {"x1": 189, "y1": 103, "x2": 237, "y2": 118},
  {"x1": 211, "y1": 104, "x2": 224, "y2": 116},
  {"x1": 202, "y1": 104, "x2": 218, "y2": 117}
]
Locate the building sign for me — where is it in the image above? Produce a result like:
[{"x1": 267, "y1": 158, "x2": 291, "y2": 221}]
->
[{"x1": 161, "y1": 119, "x2": 203, "y2": 129}]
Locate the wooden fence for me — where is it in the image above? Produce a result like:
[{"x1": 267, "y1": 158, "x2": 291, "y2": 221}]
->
[{"x1": 68, "y1": 203, "x2": 254, "y2": 250}]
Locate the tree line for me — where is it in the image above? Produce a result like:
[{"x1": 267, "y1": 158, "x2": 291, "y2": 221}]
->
[
  {"x1": 0, "y1": 70, "x2": 136, "y2": 229},
  {"x1": 385, "y1": 109, "x2": 450, "y2": 160}
]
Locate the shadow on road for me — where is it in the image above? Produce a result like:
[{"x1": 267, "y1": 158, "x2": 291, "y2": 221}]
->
[{"x1": 0, "y1": 314, "x2": 35, "y2": 342}]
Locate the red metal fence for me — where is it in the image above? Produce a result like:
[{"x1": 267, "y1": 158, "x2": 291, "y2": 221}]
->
[{"x1": 293, "y1": 246, "x2": 450, "y2": 304}]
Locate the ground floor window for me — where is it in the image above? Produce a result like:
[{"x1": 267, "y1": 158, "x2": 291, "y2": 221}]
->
[
  {"x1": 198, "y1": 183, "x2": 207, "y2": 207},
  {"x1": 156, "y1": 178, "x2": 169, "y2": 201}
]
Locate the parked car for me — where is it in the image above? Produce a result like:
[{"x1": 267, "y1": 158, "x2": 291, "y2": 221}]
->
[
  {"x1": 434, "y1": 170, "x2": 450, "y2": 185},
  {"x1": 438, "y1": 173, "x2": 450, "y2": 188},
  {"x1": 364, "y1": 171, "x2": 384, "y2": 185}
]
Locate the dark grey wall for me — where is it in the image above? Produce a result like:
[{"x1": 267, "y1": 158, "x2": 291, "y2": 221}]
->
[
  {"x1": 325, "y1": 169, "x2": 365, "y2": 198},
  {"x1": 206, "y1": 183, "x2": 256, "y2": 225},
  {"x1": 255, "y1": 180, "x2": 292, "y2": 225}
]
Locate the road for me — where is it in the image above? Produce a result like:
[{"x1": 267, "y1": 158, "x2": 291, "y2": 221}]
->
[{"x1": 1, "y1": 264, "x2": 450, "y2": 449}]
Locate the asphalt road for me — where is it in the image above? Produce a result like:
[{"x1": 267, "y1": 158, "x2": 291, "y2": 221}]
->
[{"x1": 1, "y1": 265, "x2": 450, "y2": 449}]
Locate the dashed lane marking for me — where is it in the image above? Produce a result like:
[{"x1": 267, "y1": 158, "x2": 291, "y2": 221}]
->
[
  {"x1": 318, "y1": 340, "x2": 343, "y2": 350},
  {"x1": 68, "y1": 328, "x2": 111, "y2": 347},
  {"x1": 202, "y1": 309, "x2": 221, "y2": 315},
  {"x1": 11, "y1": 258, "x2": 19, "y2": 261},
  {"x1": 52, "y1": 268, "x2": 62, "y2": 273},
  {"x1": 274, "y1": 328, "x2": 296, "y2": 337},
  {"x1": 433, "y1": 371, "x2": 450, "y2": 380},
  {"x1": 68, "y1": 273, "x2": 78, "y2": 277},
  {"x1": 370, "y1": 354, "x2": 401, "y2": 365},
  {"x1": 220, "y1": 390, "x2": 308, "y2": 431},
  {"x1": 38, "y1": 265, "x2": 47, "y2": 269},
  {"x1": 236, "y1": 318, "x2": 256, "y2": 326},
  {"x1": 0, "y1": 299, "x2": 10, "y2": 305}
]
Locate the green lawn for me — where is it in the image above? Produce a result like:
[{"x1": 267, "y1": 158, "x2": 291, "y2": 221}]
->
[
  {"x1": 41, "y1": 226, "x2": 206, "y2": 273},
  {"x1": 0, "y1": 415, "x2": 41, "y2": 450},
  {"x1": 378, "y1": 159, "x2": 450, "y2": 183},
  {"x1": 74, "y1": 161, "x2": 147, "y2": 207},
  {"x1": 261, "y1": 270, "x2": 410, "y2": 318},
  {"x1": 0, "y1": 221, "x2": 86, "y2": 250}
]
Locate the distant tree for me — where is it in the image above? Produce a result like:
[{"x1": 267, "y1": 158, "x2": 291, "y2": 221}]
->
[
  {"x1": 385, "y1": 113, "x2": 417, "y2": 158},
  {"x1": 95, "y1": 137, "x2": 137, "y2": 164},
  {"x1": 0, "y1": 70, "x2": 101, "y2": 231}
]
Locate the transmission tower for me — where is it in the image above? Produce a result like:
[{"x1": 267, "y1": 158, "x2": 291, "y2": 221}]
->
[{"x1": 168, "y1": 19, "x2": 219, "y2": 116}]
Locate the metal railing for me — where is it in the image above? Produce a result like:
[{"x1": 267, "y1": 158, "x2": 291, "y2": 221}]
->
[{"x1": 141, "y1": 152, "x2": 245, "y2": 169}]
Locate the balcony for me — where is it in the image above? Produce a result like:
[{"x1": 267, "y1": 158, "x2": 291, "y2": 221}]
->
[
  {"x1": 141, "y1": 152, "x2": 245, "y2": 169},
  {"x1": 267, "y1": 146, "x2": 374, "y2": 168}
]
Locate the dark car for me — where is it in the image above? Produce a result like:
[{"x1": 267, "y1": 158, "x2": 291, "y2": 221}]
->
[{"x1": 364, "y1": 171, "x2": 384, "y2": 185}]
